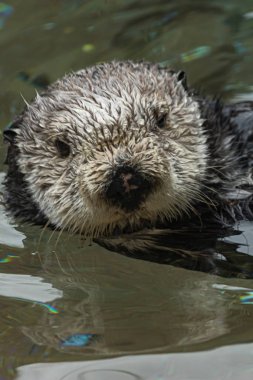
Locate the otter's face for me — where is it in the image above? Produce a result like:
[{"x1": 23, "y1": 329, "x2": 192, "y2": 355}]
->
[{"x1": 11, "y1": 62, "x2": 207, "y2": 236}]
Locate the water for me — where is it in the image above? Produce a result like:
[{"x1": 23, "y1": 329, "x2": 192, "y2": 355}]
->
[{"x1": 0, "y1": 1, "x2": 253, "y2": 379}]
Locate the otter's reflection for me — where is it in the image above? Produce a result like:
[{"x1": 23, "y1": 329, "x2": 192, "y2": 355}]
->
[
  {"x1": 16, "y1": 222, "x2": 253, "y2": 360},
  {"x1": 96, "y1": 223, "x2": 253, "y2": 278}
]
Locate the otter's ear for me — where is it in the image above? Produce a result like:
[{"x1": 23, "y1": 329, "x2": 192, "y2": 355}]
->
[
  {"x1": 3, "y1": 129, "x2": 17, "y2": 143},
  {"x1": 177, "y1": 71, "x2": 188, "y2": 90},
  {"x1": 3, "y1": 121, "x2": 20, "y2": 165},
  {"x1": 3, "y1": 121, "x2": 19, "y2": 144}
]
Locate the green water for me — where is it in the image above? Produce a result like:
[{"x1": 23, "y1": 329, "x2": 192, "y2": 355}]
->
[{"x1": 0, "y1": 1, "x2": 253, "y2": 379}]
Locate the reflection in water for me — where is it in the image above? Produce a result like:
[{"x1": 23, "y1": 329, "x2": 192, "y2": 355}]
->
[
  {"x1": 97, "y1": 223, "x2": 253, "y2": 278},
  {"x1": 13, "y1": 225, "x2": 252, "y2": 358},
  {"x1": 60, "y1": 333, "x2": 97, "y2": 348},
  {"x1": 240, "y1": 292, "x2": 253, "y2": 304},
  {"x1": 0, "y1": 272, "x2": 62, "y2": 303},
  {"x1": 16, "y1": 344, "x2": 253, "y2": 380}
]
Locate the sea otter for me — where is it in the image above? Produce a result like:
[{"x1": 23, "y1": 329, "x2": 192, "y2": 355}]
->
[{"x1": 2, "y1": 61, "x2": 253, "y2": 237}]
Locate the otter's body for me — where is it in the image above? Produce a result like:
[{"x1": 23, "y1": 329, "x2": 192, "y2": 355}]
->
[{"x1": 3, "y1": 61, "x2": 253, "y2": 236}]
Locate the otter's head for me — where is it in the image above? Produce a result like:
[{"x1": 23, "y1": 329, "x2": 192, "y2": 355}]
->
[{"x1": 4, "y1": 61, "x2": 207, "y2": 236}]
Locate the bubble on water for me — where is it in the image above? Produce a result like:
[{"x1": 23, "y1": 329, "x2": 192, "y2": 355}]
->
[{"x1": 81, "y1": 43, "x2": 95, "y2": 53}]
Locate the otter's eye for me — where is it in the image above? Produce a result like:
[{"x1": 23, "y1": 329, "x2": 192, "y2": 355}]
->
[
  {"x1": 54, "y1": 139, "x2": 71, "y2": 158},
  {"x1": 156, "y1": 113, "x2": 168, "y2": 129}
]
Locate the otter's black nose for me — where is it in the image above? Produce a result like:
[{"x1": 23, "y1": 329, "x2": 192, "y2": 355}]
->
[{"x1": 105, "y1": 166, "x2": 152, "y2": 212}]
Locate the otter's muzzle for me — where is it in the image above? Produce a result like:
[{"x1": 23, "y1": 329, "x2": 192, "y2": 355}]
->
[{"x1": 105, "y1": 165, "x2": 153, "y2": 212}]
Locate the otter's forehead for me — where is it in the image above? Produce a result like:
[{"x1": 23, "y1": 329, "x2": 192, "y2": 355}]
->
[
  {"x1": 28, "y1": 87, "x2": 154, "y2": 137},
  {"x1": 57, "y1": 61, "x2": 175, "y2": 96},
  {"x1": 24, "y1": 62, "x2": 179, "y2": 135}
]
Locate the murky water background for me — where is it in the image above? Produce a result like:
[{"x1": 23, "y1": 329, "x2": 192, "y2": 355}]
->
[{"x1": 0, "y1": 1, "x2": 253, "y2": 379}]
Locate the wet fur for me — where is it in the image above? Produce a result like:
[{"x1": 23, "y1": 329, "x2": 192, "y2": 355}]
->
[{"x1": 3, "y1": 61, "x2": 253, "y2": 237}]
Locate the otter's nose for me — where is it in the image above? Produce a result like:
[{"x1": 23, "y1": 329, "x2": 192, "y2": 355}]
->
[{"x1": 105, "y1": 166, "x2": 152, "y2": 212}]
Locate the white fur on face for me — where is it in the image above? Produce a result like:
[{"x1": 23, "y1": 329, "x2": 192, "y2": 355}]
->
[{"x1": 16, "y1": 62, "x2": 207, "y2": 236}]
